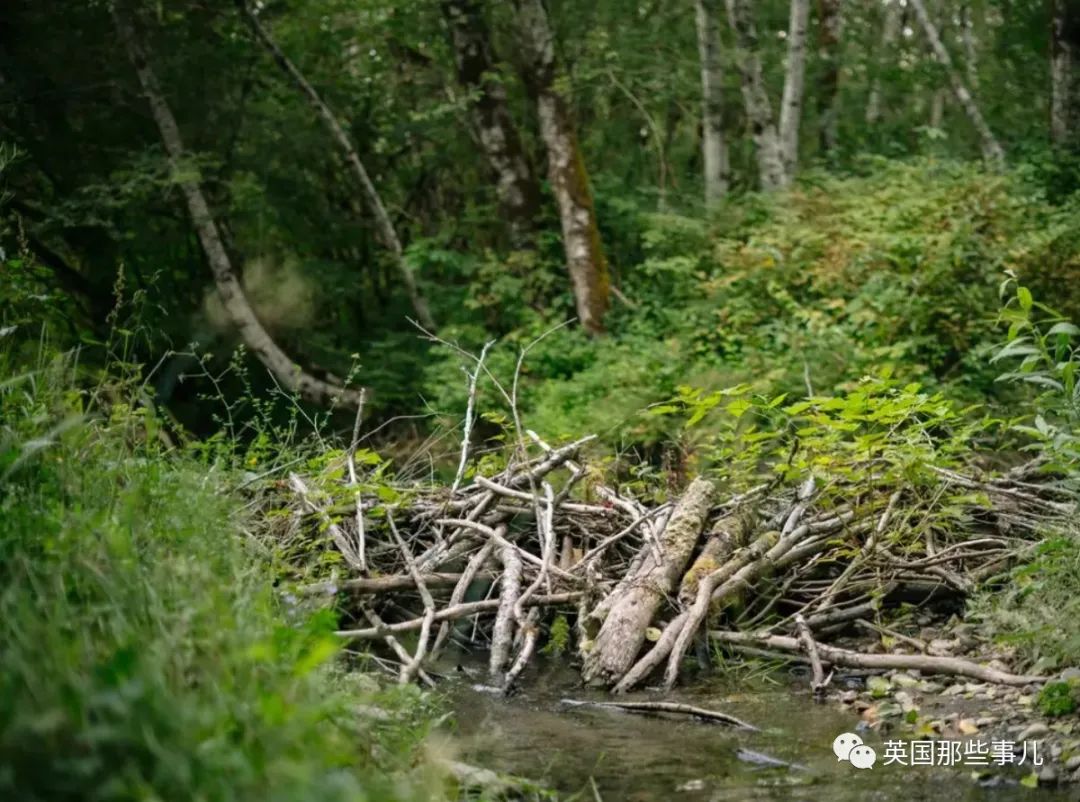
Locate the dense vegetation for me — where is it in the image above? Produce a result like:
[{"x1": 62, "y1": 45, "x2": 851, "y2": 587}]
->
[{"x1": 2, "y1": 0, "x2": 1080, "y2": 797}]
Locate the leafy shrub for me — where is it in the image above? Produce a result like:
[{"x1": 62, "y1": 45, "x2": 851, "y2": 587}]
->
[{"x1": 0, "y1": 350, "x2": 446, "y2": 802}]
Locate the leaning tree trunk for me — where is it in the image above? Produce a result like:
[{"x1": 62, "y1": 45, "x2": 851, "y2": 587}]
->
[
  {"x1": 778, "y1": 0, "x2": 811, "y2": 181},
  {"x1": 866, "y1": 0, "x2": 902, "y2": 124},
  {"x1": 513, "y1": 0, "x2": 610, "y2": 334},
  {"x1": 580, "y1": 477, "x2": 715, "y2": 686},
  {"x1": 442, "y1": 0, "x2": 541, "y2": 242},
  {"x1": 909, "y1": 0, "x2": 1004, "y2": 163},
  {"x1": 695, "y1": 0, "x2": 730, "y2": 205},
  {"x1": 725, "y1": 0, "x2": 787, "y2": 190},
  {"x1": 1051, "y1": 0, "x2": 1080, "y2": 146},
  {"x1": 112, "y1": 5, "x2": 361, "y2": 408},
  {"x1": 816, "y1": 0, "x2": 843, "y2": 156},
  {"x1": 237, "y1": 2, "x2": 436, "y2": 332}
]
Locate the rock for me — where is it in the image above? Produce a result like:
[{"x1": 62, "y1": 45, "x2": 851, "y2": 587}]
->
[
  {"x1": 1038, "y1": 766, "x2": 1058, "y2": 785},
  {"x1": 976, "y1": 717, "x2": 996, "y2": 728},
  {"x1": 942, "y1": 684, "x2": 966, "y2": 697},
  {"x1": 892, "y1": 672, "x2": 920, "y2": 687},
  {"x1": 839, "y1": 690, "x2": 858, "y2": 704},
  {"x1": 1061, "y1": 667, "x2": 1080, "y2": 682},
  {"x1": 1017, "y1": 723, "x2": 1051, "y2": 742},
  {"x1": 677, "y1": 779, "x2": 706, "y2": 792},
  {"x1": 958, "y1": 719, "x2": 980, "y2": 735},
  {"x1": 1065, "y1": 755, "x2": 1080, "y2": 772},
  {"x1": 919, "y1": 681, "x2": 944, "y2": 694},
  {"x1": 928, "y1": 639, "x2": 955, "y2": 655}
]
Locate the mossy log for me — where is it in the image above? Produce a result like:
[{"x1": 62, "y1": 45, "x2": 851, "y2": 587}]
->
[{"x1": 581, "y1": 477, "x2": 715, "y2": 685}]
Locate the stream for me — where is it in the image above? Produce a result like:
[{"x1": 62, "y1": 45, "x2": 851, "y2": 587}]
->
[{"x1": 448, "y1": 659, "x2": 1073, "y2": 801}]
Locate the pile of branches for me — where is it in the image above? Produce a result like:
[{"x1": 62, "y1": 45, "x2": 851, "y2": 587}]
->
[{"x1": 272, "y1": 425, "x2": 1075, "y2": 695}]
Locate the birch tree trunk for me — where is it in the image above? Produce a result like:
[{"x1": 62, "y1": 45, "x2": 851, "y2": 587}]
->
[
  {"x1": 909, "y1": 0, "x2": 1004, "y2": 163},
  {"x1": 725, "y1": 0, "x2": 787, "y2": 190},
  {"x1": 779, "y1": 0, "x2": 811, "y2": 180},
  {"x1": 238, "y1": 2, "x2": 436, "y2": 331},
  {"x1": 816, "y1": 0, "x2": 843, "y2": 155},
  {"x1": 866, "y1": 1, "x2": 902, "y2": 124},
  {"x1": 441, "y1": 0, "x2": 541, "y2": 241},
  {"x1": 695, "y1": 0, "x2": 729, "y2": 205},
  {"x1": 513, "y1": 0, "x2": 610, "y2": 334},
  {"x1": 112, "y1": 5, "x2": 361, "y2": 408},
  {"x1": 1051, "y1": 0, "x2": 1079, "y2": 145}
]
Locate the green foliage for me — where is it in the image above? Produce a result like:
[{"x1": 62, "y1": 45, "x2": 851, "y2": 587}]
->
[
  {"x1": 0, "y1": 348, "x2": 446, "y2": 802},
  {"x1": 992, "y1": 277, "x2": 1080, "y2": 477},
  {"x1": 973, "y1": 536, "x2": 1080, "y2": 670},
  {"x1": 1037, "y1": 681, "x2": 1079, "y2": 718}
]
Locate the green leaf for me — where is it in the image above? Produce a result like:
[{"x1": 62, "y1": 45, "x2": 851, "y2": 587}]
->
[
  {"x1": 1017, "y1": 286, "x2": 1033, "y2": 310},
  {"x1": 1047, "y1": 321, "x2": 1080, "y2": 338}
]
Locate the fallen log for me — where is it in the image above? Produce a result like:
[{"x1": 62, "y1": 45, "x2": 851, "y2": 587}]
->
[
  {"x1": 707, "y1": 630, "x2": 1047, "y2": 686},
  {"x1": 581, "y1": 477, "x2": 716, "y2": 685}
]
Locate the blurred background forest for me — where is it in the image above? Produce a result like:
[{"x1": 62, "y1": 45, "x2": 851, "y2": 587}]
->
[{"x1": 3, "y1": 0, "x2": 1079, "y2": 454}]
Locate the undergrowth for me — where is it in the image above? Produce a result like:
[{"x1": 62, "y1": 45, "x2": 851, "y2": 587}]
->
[{"x1": 0, "y1": 348, "x2": 449, "y2": 802}]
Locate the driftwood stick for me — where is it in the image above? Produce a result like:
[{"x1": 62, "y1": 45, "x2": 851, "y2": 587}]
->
[
  {"x1": 388, "y1": 511, "x2": 435, "y2": 684},
  {"x1": 489, "y1": 535, "x2": 523, "y2": 678},
  {"x1": 337, "y1": 591, "x2": 582, "y2": 640},
  {"x1": 794, "y1": 613, "x2": 829, "y2": 699},
  {"x1": 559, "y1": 699, "x2": 758, "y2": 731},
  {"x1": 346, "y1": 388, "x2": 369, "y2": 571},
  {"x1": 431, "y1": 540, "x2": 495, "y2": 658},
  {"x1": 360, "y1": 606, "x2": 435, "y2": 687},
  {"x1": 451, "y1": 341, "x2": 493, "y2": 495},
  {"x1": 707, "y1": 631, "x2": 1046, "y2": 686},
  {"x1": 612, "y1": 611, "x2": 689, "y2": 693},
  {"x1": 300, "y1": 571, "x2": 487, "y2": 596}
]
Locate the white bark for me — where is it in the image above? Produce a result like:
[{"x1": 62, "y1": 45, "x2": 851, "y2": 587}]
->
[
  {"x1": 779, "y1": 0, "x2": 810, "y2": 180},
  {"x1": 695, "y1": 0, "x2": 729, "y2": 204},
  {"x1": 514, "y1": 0, "x2": 610, "y2": 333},
  {"x1": 113, "y1": 6, "x2": 361, "y2": 408},
  {"x1": 725, "y1": 0, "x2": 787, "y2": 190},
  {"x1": 909, "y1": 0, "x2": 1004, "y2": 163},
  {"x1": 239, "y1": 3, "x2": 436, "y2": 331}
]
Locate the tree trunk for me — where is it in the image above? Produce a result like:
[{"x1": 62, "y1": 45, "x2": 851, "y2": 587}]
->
[
  {"x1": 112, "y1": 5, "x2": 361, "y2": 408},
  {"x1": 816, "y1": 0, "x2": 843, "y2": 156},
  {"x1": 513, "y1": 0, "x2": 610, "y2": 334},
  {"x1": 779, "y1": 0, "x2": 811, "y2": 180},
  {"x1": 237, "y1": 2, "x2": 436, "y2": 332},
  {"x1": 866, "y1": 1, "x2": 902, "y2": 125},
  {"x1": 580, "y1": 477, "x2": 715, "y2": 686},
  {"x1": 1051, "y1": 0, "x2": 1080, "y2": 146},
  {"x1": 960, "y1": 2, "x2": 979, "y2": 90},
  {"x1": 909, "y1": 0, "x2": 1004, "y2": 163},
  {"x1": 725, "y1": 0, "x2": 787, "y2": 190},
  {"x1": 695, "y1": 0, "x2": 730, "y2": 205},
  {"x1": 441, "y1": 0, "x2": 541, "y2": 241}
]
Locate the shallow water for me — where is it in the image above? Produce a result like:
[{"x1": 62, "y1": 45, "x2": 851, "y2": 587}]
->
[{"x1": 448, "y1": 660, "x2": 1072, "y2": 801}]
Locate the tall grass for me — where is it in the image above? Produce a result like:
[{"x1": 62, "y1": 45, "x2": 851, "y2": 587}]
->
[{"x1": 0, "y1": 350, "x2": 446, "y2": 801}]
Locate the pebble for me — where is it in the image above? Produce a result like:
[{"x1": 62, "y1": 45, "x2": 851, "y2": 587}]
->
[
  {"x1": 1017, "y1": 723, "x2": 1051, "y2": 742},
  {"x1": 1065, "y1": 755, "x2": 1080, "y2": 772},
  {"x1": 1061, "y1": 667, "x2": 1080, "y2": 682},
  {"x1": 1038, "y1": 765, "x2": 1058, "y2": 784}
]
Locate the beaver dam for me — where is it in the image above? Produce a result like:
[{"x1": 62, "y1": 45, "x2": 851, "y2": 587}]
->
[{"x1": 259, "y1": 373, "x2": 1080, "y2": 796}]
